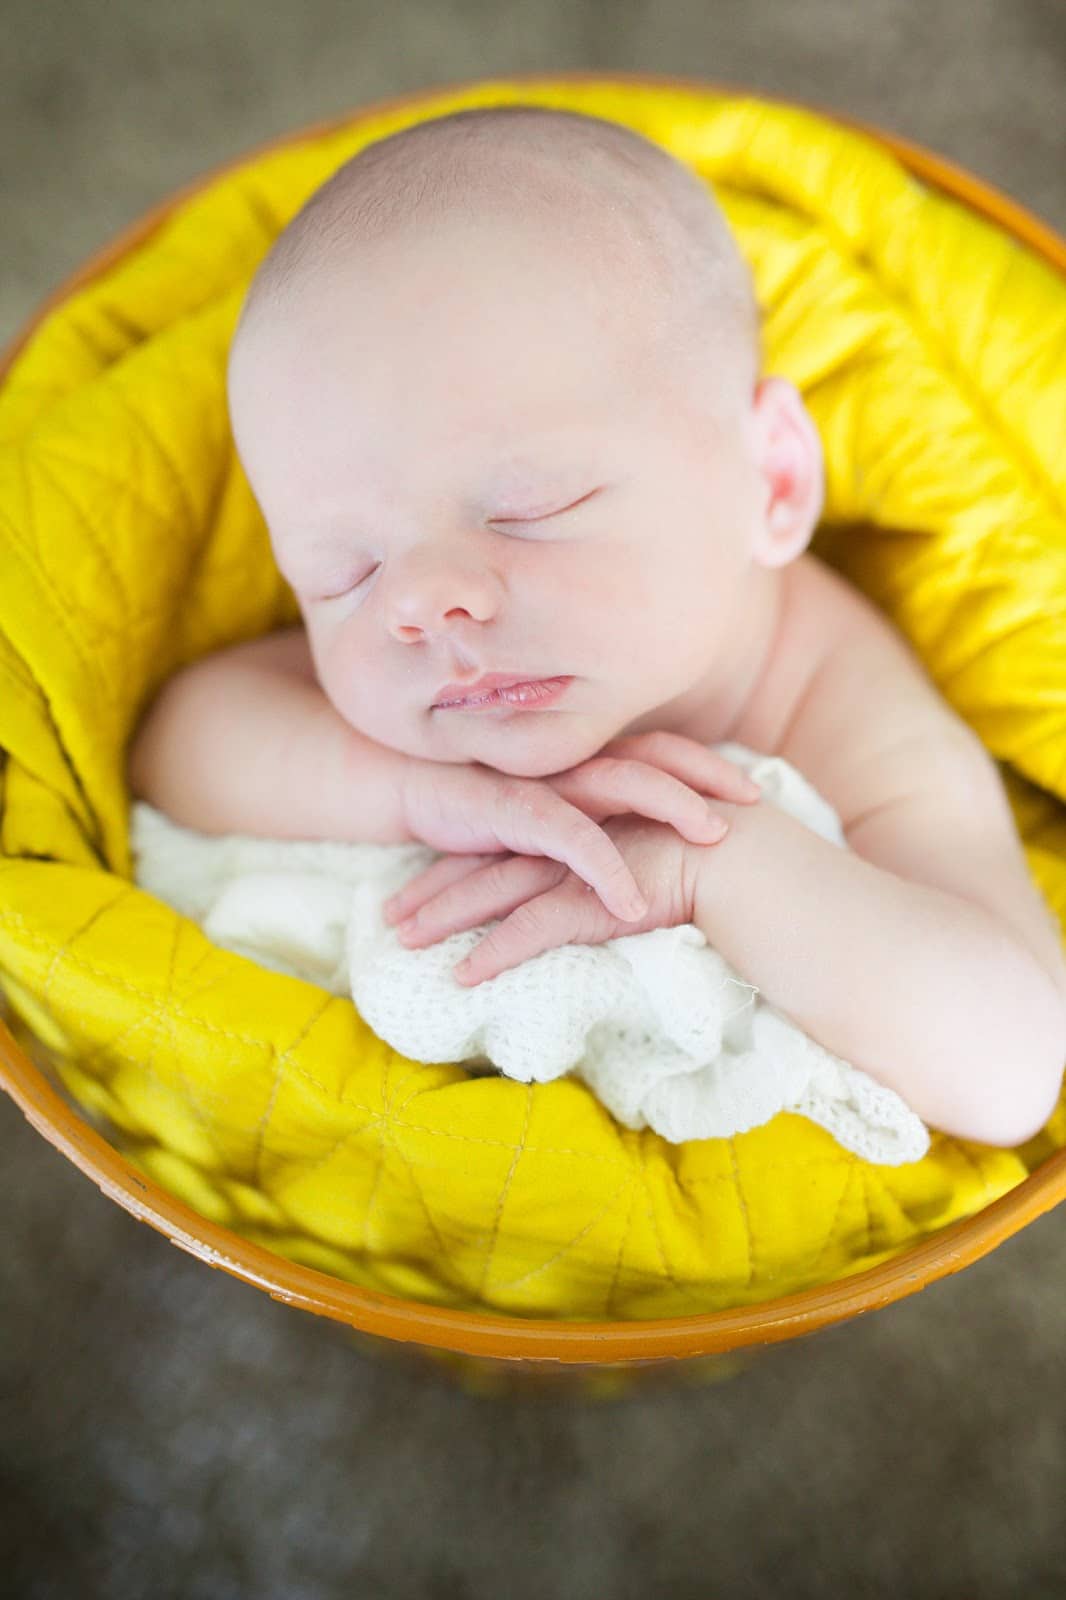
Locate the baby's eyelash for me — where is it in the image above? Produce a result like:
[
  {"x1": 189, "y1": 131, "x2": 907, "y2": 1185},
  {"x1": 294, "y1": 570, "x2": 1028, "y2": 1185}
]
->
[
  {"x1": 493, "y1": 487, "x2": 601, "y2": 525},
  {"x1": 313, "y1": 490, "x2": 601, "y2": 599},
  {"x1": 315, "y1": 569, "x2": 375, "y2": 600}
]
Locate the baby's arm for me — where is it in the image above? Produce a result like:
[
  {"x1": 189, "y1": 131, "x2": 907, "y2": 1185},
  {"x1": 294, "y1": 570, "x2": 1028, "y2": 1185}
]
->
[
  {"x1": 126, "y1": 630, "x2": 416, "y2": 844},
  {"x1": 688, "y1": 773, "x2": 1066, "y2": 1149}
]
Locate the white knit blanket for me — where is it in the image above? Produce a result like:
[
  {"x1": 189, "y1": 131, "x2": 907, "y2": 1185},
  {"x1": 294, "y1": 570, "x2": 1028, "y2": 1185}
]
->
[{"x1": 129, "y1": 741, "x2": 930, "y2": 1165}]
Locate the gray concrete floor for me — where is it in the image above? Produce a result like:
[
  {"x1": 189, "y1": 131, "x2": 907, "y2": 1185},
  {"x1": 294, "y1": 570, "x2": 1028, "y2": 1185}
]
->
[{"x1": 2, "y1": 2, "x2": 1065, "y2": 1596}]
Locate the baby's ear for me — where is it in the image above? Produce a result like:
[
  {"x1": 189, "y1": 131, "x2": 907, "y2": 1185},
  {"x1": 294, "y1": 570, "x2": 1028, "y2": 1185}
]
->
[{"x1": 748, "y1": 377, "x2": 825, "y2": 567}]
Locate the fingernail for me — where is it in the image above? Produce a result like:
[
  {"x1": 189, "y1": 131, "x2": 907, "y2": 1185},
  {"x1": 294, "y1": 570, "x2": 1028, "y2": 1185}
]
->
[
  {"x1": 625, "y1": 892, "x2": 649, "y2": 919},
  {"x1": 704, "y1": 812, "x2": 729, "y2": 839}
]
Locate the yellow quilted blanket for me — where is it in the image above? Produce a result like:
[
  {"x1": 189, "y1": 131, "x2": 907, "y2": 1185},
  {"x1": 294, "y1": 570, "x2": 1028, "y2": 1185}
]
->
[{"x1": 2, "y1": 79, "x2": 1065, "y2": 1321}]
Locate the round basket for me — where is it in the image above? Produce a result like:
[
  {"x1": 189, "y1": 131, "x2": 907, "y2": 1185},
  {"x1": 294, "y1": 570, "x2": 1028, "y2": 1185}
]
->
[{"x1": 2, "y1": 70, "x2": 1064, "y2": 1398}]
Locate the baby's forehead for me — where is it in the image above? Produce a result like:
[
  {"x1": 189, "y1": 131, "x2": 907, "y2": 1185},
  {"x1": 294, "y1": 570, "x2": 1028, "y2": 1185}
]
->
[
  {"x1": 236, "y1": 222, "x2": 676, "y2": 417},
  {"x1": 285, "y1": 199, "x2": 655, "y2": 318},
  {"x1": 232, "y1": 195, "x2": 755, "y2": 462}
]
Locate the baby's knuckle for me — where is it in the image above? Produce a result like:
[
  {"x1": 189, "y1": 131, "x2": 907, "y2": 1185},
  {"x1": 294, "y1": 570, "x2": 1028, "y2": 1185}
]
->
[
  {"x1": 591, "y1": 755, "x2": 645, "y2": 791},
  {"x1": 629, "y1": 729, "x2": 674, "y2": 757},
  {"x1": 502, "y1": 777, "x2": 545, "y2": 817},
  {"x1": 607, "y1": 812, "x2": 656, "y2": 845},
  {"x1": 567, "y1": 754, "x2": 615, "y2": 786},
  {"x1": 494, "y1": 775, "x2": 523, "y2": 808},
  {"x1": 511, "y1": 899, "x2": 549, "y2": 936},
  {"x1": 484, "y1": 858, "x2": 517, "y2": 895},
  {"x1": 497, "y1": 780, "x2": 544, "y2": 841},
  {"x1": 625, "y1": 730, "x2": 683, "y2": 764}
]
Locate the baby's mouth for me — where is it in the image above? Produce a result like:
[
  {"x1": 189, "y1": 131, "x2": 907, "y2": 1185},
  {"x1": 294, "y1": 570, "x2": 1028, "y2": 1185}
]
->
[{"x1": 433, "y1": 676, "x2": 574, "y2": 711}]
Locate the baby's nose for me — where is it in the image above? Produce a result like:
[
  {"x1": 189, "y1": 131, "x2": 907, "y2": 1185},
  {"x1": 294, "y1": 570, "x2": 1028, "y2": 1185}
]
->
[{"x1": 384, "y1": 556, "x2": 502, "y2": 637}]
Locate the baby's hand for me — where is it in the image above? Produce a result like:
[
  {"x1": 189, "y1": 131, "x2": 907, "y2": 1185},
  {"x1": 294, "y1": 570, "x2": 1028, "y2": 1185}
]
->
[
  {"x1": 395, "y1": 731, "x2": 758, "y2": 925},
  {"x1": 385, "y1": 814, "x2": 701, "y2": 987},
  {"x1": 544, "y1": 729, "x2": 760, "y2": 826}
]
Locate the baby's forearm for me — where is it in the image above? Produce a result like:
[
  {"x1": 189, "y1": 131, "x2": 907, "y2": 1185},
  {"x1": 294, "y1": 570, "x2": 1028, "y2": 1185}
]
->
[
  {"x1": 690, "y1": 799, "x2": 1065, "y2": 1147},
  {"x1": 126, "y1": 645, "x2": 416, "y2": 845}
]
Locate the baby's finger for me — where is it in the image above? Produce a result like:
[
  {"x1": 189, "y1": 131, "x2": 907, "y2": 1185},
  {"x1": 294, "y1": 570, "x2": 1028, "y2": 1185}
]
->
[
  {"x1": 453, "y1": 886, "x2": 587, "y2": 986},
  {"x1": 602, "y1": 731, "x2": 761, "y2": 803},
  {"x1": 548, "y1": 757, "x2": 730, "y2": 846},
  {"x1": 382, "y1": 853, "x2": 499, "y2": 924},
  {"x1": 396, "y1": 856, "x2": 567, "y2": 949},
  {"x1": 500, "y1": 781, "x2": 649, "y2": 922}
]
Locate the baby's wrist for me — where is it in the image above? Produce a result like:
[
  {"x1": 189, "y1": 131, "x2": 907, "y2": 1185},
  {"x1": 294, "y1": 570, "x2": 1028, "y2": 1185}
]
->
[
  {"x1": 688, "y1": 796, "x2": 767, "y2": 914},
  {"x1": 330, "y1": 722, "x2": 419, "y2": 845}
]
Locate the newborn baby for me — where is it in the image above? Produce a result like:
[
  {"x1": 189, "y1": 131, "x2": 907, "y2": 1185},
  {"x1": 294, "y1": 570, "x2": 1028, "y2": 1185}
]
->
[{"x1": 127, "y1": 104, "x2": 1066, "y2": 1146}]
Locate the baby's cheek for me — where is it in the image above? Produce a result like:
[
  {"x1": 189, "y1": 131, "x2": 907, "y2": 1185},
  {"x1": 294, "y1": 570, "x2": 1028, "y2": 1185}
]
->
[{"x1": 308, "y1": 623, "x2": 361, "y2": 710}]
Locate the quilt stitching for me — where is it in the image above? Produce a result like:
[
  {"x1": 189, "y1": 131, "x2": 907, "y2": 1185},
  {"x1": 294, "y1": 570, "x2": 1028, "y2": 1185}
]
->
[
  {"x1": 361, "y1": 1041, "x2": 395, "y2": 1251},
  {"x1": 2, "y1": 461, "x2": 111, "y2": 720},
  {"x1": 474, "y1": 1081, "x2": 534, "y2": 1299},
  {"x1": 483, "y1": 1171, "x2": 637, "y2": 1295},
  {"x1": 727, "y1": 1137, "x2": 756, "y2": 1289},
  {"x1": 102, "y1": 381, "x2": 202, "y2": 540},
  {"x1": 249, "y1": 990, "x2": 338, "y2": 1189},
  {"x1": 371, "y1": 1049, "x2": 461, "y2": 1284},
  {"x1": 636, "y1": 1136, "x2": 717, "y2": 1311},
  {"x1": 601, "y1": 1177, "x2": 640, "y2": 1320},
  {"x1": 812, "y1": 1165, "x2": 862, "y2": 1272}
]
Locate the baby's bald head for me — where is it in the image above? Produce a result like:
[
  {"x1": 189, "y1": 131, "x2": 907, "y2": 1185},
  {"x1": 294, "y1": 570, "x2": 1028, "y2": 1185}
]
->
[{"x1": 230, "y1": 104, "x2": 761, "y2": 426}]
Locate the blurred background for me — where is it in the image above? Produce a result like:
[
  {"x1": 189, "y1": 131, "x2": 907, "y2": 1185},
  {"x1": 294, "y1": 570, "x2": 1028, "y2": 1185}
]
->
[{"x1": 2, "y1": 2, "x2": 1065, "y2": 1596}]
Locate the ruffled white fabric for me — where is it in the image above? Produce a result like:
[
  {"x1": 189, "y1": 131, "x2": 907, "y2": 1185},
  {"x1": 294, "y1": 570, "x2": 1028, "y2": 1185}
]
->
[{"x1": 129, "y1": 741, "x2": 930, "y2": 1164}]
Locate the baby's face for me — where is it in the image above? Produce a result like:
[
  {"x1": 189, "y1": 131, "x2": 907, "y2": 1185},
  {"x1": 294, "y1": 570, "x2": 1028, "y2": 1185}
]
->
[{"x1": 229, "y1": 218, "x2": 778, "y2": 778}]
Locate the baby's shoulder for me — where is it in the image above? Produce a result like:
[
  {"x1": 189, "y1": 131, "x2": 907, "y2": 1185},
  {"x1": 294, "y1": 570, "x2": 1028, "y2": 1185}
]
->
[
  {"x1": 223, "y1": 624, "x2": 318, "y2": 683},
  {"x1": 759, "y1": 554, "x2": 975, "y2": 829}
]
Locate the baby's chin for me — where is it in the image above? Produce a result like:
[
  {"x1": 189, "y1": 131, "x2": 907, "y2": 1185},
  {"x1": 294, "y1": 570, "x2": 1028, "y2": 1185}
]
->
[{"x1": 425, "y1": 708, "x2": 610, "y2": 779}]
